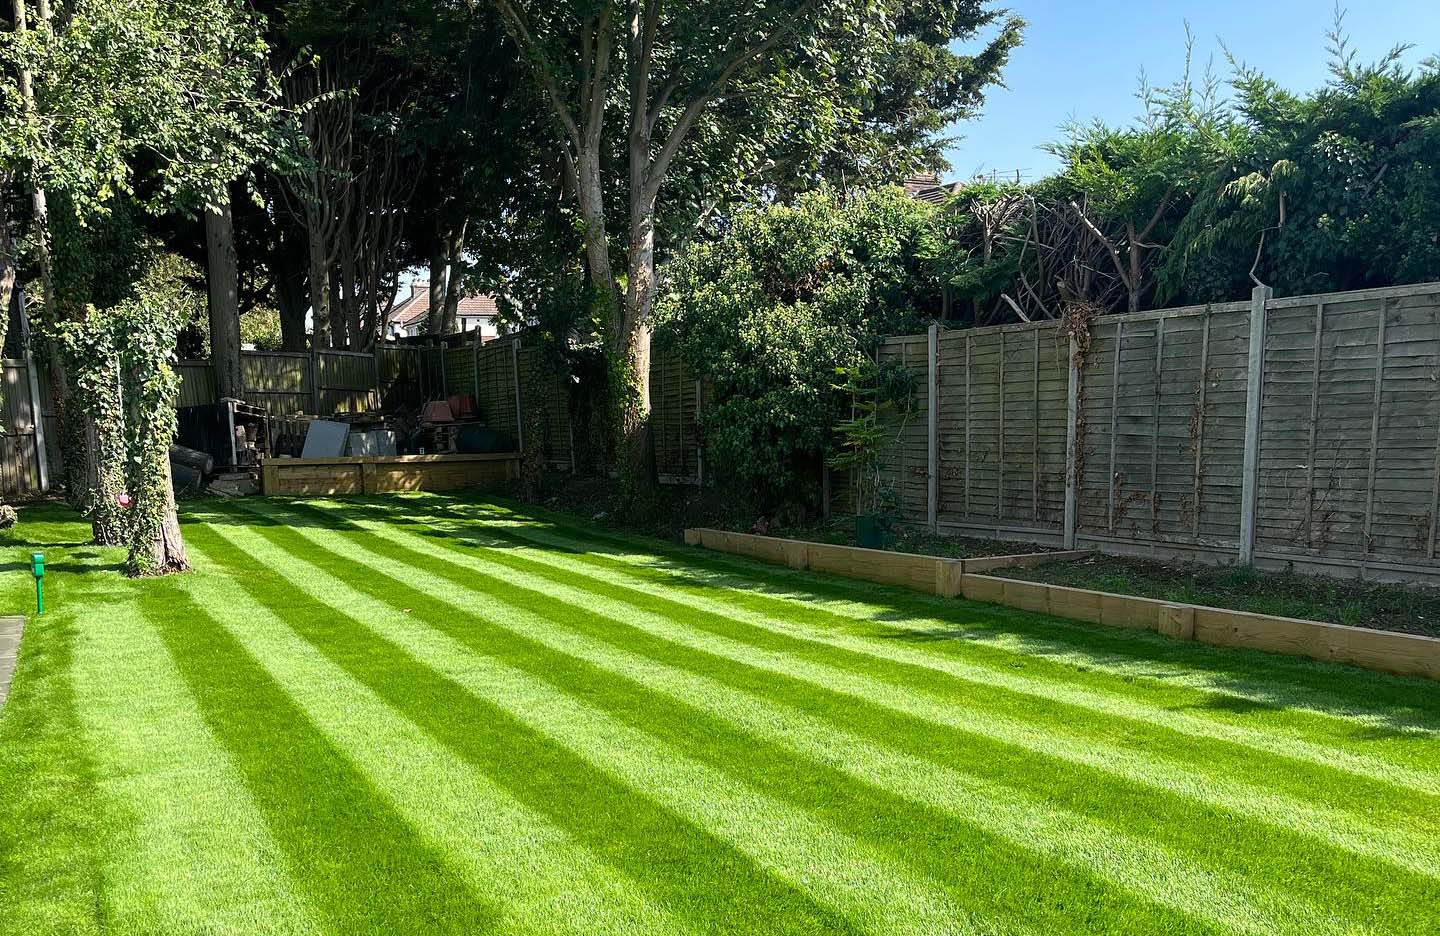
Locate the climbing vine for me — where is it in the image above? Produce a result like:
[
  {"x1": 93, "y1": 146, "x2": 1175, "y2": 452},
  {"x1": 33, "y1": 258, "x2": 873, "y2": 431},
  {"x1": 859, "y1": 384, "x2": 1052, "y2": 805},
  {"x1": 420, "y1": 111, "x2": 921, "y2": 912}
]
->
[{"x1": 54, "y1": 294, "x2": 189, "y2": 575}]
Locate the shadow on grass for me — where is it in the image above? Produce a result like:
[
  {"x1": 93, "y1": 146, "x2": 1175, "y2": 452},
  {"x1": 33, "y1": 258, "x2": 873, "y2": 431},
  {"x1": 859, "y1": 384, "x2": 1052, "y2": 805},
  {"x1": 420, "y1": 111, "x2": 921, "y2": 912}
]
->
[{"x1": 187, "y1": 493, "x2": 1440, "y2": 737}]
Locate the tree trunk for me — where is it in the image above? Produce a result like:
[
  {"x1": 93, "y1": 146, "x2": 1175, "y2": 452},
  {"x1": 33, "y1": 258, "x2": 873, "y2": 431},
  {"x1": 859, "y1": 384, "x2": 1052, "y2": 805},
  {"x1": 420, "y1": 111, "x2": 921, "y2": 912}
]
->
[
  {"x1": 441, "y1": 220, "x2": 467, "y2": 334},
  {"x1": 275, "y1": 264, "x2": 309, "y2": 351},
  {"x1": 1125, "y1": 223, "x2": 1142, "y2": 314},
  {"x1": 620, "y1": 188, "x2": 658, "y2": 490},
  {"x1": 339, "y1": 234, "x2": 362, "y2": 349},
  {"x1": 204, "y1": 199, "x2": 244, "y2": 398},
  {"x1": 427, "y1": 226, "x2": 449, "y2": 336},
  {"x1": 14, "y1": 0, "x2": 82, "y2": 500},
  {"x1": 306, "y1": 206, "x2": 331, "y2": 348},
  {"x1": 574, "y1": 149, "x2": 622, "y2": 315},
  {"x1": 135, "y1": 458, "x2": 189, "y2": 575},
  {"x1": 0, "y1": 189, "x2": 15, "y2": 351}
]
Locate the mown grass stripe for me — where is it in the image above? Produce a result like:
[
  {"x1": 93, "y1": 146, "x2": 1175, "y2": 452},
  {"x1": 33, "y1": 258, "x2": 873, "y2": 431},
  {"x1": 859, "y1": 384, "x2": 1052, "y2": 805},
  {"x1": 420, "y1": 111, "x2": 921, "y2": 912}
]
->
[
  {"x1": 179, "y1": 527, "x2": 892, "y2": 936},
  {"x1": 0, "y1": 595, "x2": 122, "y2": 935},
  {"x1": 290, "y1": 499, "x2": 1440, "y2": 885},
  {"x1": 433, "y1": 502, "x2": 1440, "y2": 785},
  {"x1": 71, "y1": 584, "x2": 321, "y2": 935},
  {"x1": 181, "y1": 528, "x2": 859, "y2": 936},
  {"x1": 190, "y1": 522, "x2": 1007, "y2": 936},
  {"x1": 176, "y1": 539, "x2": 692, "y2": 936},
  {"x1": 447, "y1": 494, "x2": 1440, "y2": 736},
  {"x1": 264, "y1": 495, "x2": 1440, "y2": 910},
  {"x1": 372, "y1": 505, "x2": 1440, "y2": 811},
  {"x1": 135, "y1": 576, "x2": 496, "y2": 935},
  {"x1": 225, "y1": 514, "x2": 1366, "y2": 936},
  {"x1": 466, "y1": 521, "x2": 1440, "y2": 822}
]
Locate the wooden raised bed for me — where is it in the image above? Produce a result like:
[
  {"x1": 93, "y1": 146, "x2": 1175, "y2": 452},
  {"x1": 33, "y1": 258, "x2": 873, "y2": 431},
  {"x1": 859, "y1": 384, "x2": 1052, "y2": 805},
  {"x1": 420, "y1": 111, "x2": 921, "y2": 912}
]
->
[
  {"x1": 262, "y1": 453, "x2": 518, "y2": 497},
  {"x1": 682, "y1": 529, "x2": 1090, "y2": 598},
  {"x1": 684, "y1": 528, "x2": 1440, "y2": 682}
]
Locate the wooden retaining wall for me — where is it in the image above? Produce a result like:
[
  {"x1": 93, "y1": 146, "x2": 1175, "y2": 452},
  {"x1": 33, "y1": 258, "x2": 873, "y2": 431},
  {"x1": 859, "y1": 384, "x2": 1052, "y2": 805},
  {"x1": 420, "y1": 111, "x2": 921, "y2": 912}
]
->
[
  {"x1": 262, "y1": 454, "x2": 518, "y2": 497},
  {"x1": 686, "y1": 528, "x2": 1440, "y2": 681},
  {"x1": 683, "y1": 529, "x2": 1090, "y2": 597},
  {"x1": 876, "y1": 282, "x2": 1440, "y2": 584}
]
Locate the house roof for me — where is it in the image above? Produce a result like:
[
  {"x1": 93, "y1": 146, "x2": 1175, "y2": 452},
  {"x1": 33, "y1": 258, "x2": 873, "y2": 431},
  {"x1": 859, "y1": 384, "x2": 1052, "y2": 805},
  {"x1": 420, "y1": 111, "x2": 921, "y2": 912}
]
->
[
  {"x1": 389, "y1": 281, "x2": 500, "y2": 329},
  {"x1": 902, "y1": 172, "x2": 962, "y2": 206}
]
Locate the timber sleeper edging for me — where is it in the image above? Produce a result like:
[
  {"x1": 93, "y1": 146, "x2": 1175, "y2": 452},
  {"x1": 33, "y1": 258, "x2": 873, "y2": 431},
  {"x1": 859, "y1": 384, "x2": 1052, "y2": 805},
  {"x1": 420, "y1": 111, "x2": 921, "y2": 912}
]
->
[{"x1": 684, "y1": 528, "x2": 1440, "y2": 682}]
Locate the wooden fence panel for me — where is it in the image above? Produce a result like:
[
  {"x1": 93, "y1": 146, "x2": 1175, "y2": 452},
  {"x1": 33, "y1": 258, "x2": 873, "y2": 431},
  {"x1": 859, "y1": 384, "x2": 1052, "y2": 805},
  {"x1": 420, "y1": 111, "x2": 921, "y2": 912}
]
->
[
  {"x1": 475, "y1": 341, "x2": 519, "y2": 443},
  {"x1": 884, "y1": 283, "x2": 1440, "y2": 580},
  {"x1": 1371, "y1": 293, "x2": 1440, "y2": 559},
  {"x1": 517, "y1": 347, "x2": 574, "y2": 469},
  {"x1": 1256, "y1": 291, "x2": 1440, "y2": 561},
  {"x1": 177, "y1": 361, "x2": 217, "y2": 408},
  {"x1": 315, "y1": 350, "x2": 379, "y2": 414},
  {"x1": 376, "y1": 345, "x2": 426, "y2": 412},
  {"x1": 935, "y1": 329, "x2": 969, "y2": 524},
  {"x1": 0, "y1": 361, "x2": 42, "y2": 498},
  {"x1": 876, "y1": 335, "x2": 929, "y2": 522},
  {"x1": 241, "y1": 351, "x2": 311, "y2": 415},
  {"x1": 443, "y1": 344, "x2": 476, "y2": 399},
  {"x1": 649, "y1": 346, "x2": 699, "y2": 483}
]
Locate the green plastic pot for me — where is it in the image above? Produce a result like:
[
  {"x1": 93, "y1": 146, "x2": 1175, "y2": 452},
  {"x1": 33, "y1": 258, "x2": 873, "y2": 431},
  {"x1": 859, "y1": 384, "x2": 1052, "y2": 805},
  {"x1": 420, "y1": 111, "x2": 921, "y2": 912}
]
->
[{"x1": 855, "y1": 514, "x2": 888, "y2": 549}]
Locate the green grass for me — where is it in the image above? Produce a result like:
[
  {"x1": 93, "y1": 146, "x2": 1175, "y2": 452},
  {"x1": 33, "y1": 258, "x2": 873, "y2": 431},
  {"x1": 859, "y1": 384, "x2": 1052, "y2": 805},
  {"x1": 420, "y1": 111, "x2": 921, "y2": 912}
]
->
[{"x1": 1, "y1": 495, "x2": 1438, "y2": 935}]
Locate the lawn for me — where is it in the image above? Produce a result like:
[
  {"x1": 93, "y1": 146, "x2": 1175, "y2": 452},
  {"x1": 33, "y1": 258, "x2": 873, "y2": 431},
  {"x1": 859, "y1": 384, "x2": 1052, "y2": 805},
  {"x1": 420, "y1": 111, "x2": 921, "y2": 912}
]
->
[{"x1": 1, "y1": 495, "x2": 1438, "y2": 936}]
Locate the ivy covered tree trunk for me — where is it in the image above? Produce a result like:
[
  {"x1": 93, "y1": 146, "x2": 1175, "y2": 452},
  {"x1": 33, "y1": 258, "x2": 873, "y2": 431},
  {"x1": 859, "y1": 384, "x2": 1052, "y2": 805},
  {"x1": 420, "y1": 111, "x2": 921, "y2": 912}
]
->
[
  {"x1": 59, "y1": 295, "x2": 190, "y2": 576},
  {"x1": 134, "y1": 458, "x2": 188, "y2": 575}
]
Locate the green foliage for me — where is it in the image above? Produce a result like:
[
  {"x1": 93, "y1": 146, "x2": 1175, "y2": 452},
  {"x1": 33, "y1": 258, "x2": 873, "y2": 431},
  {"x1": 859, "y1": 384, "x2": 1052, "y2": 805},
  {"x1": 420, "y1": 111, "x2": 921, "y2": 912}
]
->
[
  {"x1": 0, "y1": 0, "x2": 281, "y2": 219},
  {"x1": 827, "y1": 359, "x2": 915, "y2": 517},
  {"x1": 240, "y1": 308, "x2": 285, "y2": 352},
  {"x1": 1158, "y1": 40, "x2": 1440, "y2": 301},
  {"x1": 657, "y1": 186, "x2": 938, "y2": 509}
]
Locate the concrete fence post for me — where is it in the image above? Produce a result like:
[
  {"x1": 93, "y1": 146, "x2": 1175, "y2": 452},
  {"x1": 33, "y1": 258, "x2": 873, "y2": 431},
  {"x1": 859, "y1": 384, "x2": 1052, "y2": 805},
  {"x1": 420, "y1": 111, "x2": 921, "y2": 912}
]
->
[
  {"x1": 927, "y1": 322, "x2": 939, "y2": 531},
  {"x1": 1239, "y1": 284, "x2": 1273, "y2": 565}
]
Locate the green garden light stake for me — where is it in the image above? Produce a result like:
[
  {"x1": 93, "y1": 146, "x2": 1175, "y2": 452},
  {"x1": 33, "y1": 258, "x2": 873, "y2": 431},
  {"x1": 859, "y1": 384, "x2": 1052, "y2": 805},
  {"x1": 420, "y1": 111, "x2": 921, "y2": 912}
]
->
[{"x1": 32, "y1": 552, "x2": 44, "y2": 616}]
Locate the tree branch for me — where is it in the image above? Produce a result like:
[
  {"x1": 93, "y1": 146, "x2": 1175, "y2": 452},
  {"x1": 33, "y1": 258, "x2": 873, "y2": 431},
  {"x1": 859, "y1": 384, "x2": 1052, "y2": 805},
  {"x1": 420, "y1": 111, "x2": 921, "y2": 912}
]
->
[
  {"x1": 1071, "y1": 200, "x2": 1133, "y2": 290},
  {"x1": 491, "y1": 0, "x2": 583, "y2": 153},
  {"x1": 641, "y1": 0, "x2": 824, "y2": 203}
]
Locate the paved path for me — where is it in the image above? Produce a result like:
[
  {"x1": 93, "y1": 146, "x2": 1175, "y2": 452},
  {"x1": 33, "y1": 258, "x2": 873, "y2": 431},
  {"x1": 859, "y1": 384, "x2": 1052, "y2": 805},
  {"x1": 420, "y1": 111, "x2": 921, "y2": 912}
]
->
[{"x1": 0, "y1": 616, "x2": 25, "y2": 708}]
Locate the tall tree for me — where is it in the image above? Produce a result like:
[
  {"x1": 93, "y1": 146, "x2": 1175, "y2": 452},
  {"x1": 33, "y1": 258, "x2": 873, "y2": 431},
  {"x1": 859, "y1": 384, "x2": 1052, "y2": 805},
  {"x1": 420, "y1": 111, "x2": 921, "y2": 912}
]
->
[
  {"x1": 205, "y1": 196, "x2": 244, "y2": 397},
  {"x1": 2, "y1": 0, "x2": 280, "y2": 562},
  {"x1": 491, "y1": 0, "x2": 1020, "y2": 486}
]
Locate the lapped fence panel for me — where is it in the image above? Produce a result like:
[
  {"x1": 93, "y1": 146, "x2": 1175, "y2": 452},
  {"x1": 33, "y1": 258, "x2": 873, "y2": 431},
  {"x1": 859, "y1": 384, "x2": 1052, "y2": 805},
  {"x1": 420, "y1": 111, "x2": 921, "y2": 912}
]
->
[{"x1": 881, "y1": 282, "x2": 1440, "y2": 580}]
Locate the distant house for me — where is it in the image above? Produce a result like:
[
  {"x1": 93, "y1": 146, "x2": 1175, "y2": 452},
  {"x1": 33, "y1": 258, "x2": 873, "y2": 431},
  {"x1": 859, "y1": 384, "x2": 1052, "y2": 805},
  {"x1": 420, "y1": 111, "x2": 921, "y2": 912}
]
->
[
  {"x1": 385, "y1": 280, "x2": 502, "y2": 340},
  {"x1": 902, "y1": 172, "x2": 964, "y2": 206}
]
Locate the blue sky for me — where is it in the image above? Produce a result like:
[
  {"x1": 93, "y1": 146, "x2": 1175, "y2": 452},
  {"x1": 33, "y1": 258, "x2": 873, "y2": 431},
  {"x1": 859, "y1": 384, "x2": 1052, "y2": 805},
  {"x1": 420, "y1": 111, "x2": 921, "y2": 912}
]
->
[{"x1": 944, "y1": 0, "x2": 1439, "y2": 182}]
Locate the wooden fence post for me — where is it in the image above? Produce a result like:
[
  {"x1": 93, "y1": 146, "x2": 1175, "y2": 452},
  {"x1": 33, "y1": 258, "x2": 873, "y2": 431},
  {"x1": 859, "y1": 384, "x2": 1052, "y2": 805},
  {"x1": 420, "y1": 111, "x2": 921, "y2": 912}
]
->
[
  {"x1": 309, "y1": 346, "x2": 320, "y2": 414},
  {"x1": 511, "y1": 338, "x2": 524, "y2": 453},
  {"x1": 1362, "y1": 298, "x2": 1389, "y2": 554},
  {"x1": 695, "y1": 378, "x2": 705, "y2": 487},
  {"x1": 927, "y1": 322, "x2": 939, "y2": 532},
  {"x1": 1063, "y1": 332, "x2": 1079, "y2": 549},
  {"x1": 1239, "y1": 284, "x2": 1272, "y2": 565},
  {"x1": 472, "y1": 330, "x2": 482, "y2": 402},
  {"x1": 371, "y1": 347, "x2": 382, "y2": 412}
]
